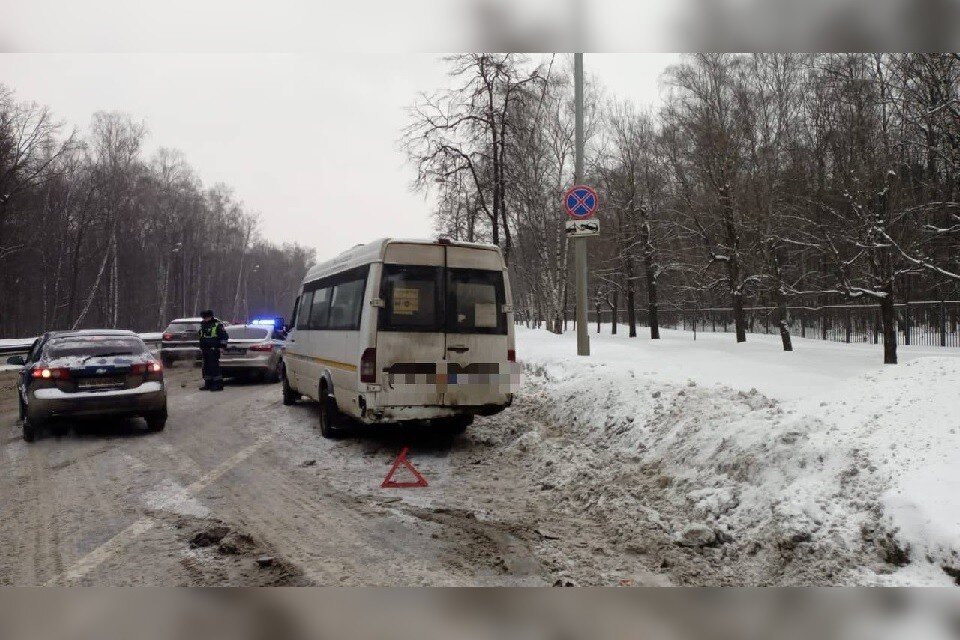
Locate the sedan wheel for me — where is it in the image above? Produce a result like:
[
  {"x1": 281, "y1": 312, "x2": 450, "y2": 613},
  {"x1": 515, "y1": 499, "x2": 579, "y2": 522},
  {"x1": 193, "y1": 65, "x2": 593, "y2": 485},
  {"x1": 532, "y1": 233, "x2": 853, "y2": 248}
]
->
[
  {"x1": 22, "y1": 418, "x2": 37, "y2": 443},
  {"x1": 145, "y1": 409, "x2": 167, "y2": 432}
]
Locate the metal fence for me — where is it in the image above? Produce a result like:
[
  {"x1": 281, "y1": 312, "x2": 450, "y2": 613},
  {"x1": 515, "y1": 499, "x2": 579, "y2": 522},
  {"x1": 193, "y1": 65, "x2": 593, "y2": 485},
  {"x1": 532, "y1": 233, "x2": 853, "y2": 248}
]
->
[
  {"x1": 574, "y1": 300, "x2": 960, "y2": 347},
  {"x1": 0, "y1": 335, "x2": 163, "y2": 359}
]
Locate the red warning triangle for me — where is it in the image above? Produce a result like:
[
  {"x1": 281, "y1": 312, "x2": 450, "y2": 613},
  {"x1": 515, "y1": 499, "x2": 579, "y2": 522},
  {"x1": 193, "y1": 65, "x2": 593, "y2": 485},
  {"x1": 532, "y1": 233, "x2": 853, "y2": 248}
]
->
[{"x1": 381, "y1": 447, "x2": 428, "y2": 488}]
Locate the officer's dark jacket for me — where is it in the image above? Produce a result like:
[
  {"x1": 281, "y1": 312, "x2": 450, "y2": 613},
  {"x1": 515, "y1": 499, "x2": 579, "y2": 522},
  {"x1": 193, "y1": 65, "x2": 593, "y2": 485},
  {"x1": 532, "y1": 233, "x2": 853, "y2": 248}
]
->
[{"x1": 198, "y1": 318, "x2": 229, "y2": 349}]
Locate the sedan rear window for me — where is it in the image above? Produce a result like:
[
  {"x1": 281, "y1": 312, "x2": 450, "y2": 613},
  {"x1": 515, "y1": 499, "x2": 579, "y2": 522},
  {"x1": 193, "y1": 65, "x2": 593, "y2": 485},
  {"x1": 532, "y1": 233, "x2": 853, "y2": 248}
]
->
[
  {"x1": 165, "y1": 322, "x2": 201, "y2": 333},
  {"x1": 46, "y1": 337, "x2": 145, "y2": 358},
  {"x1": 227, "y1": 327, "x2": 270, "y2": 340}
]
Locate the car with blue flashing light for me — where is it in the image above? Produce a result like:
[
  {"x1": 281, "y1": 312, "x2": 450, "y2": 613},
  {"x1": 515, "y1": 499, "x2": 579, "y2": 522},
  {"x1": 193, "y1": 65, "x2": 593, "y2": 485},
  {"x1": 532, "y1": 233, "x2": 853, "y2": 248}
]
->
[
  {"x1": 219, "y1": 322, "x2": 286, "y2": 383},
  {"x1": 5, "y1": 330, "x2": 167, "y2": 442}
]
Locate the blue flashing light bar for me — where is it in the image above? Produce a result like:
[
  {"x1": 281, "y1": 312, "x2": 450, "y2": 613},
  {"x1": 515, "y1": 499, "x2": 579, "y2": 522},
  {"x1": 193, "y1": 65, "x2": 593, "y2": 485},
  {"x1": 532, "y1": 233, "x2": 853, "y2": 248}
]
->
[{"x1": 252, "y1": 317, "x2": 283, "y2": 328}]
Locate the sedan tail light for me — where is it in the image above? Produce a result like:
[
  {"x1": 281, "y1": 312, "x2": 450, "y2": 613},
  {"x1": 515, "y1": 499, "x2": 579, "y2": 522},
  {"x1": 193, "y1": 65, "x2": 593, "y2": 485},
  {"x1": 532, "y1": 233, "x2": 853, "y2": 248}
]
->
[
  {"x1": 31, "y1": 367, "x2": 71, "y2": 380},
  {"x1": 131, "y1": 361, "x2": 162, "y2": 375},
  {"x1": 248, "y1": 343, "x2": 273, "y2": 352},
  {"x1": 360, "y1": 348, "x2": 376, "y2": 383},
  {"x1": 162, "y1": 332, "x2": 173, "y2": 341}
]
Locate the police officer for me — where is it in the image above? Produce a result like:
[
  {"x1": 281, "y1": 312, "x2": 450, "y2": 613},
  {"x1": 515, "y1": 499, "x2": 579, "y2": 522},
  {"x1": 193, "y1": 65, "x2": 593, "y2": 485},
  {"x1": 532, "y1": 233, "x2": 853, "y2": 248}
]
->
[{"x1": 198, "y1": 310, "x2": 229, "y2": 391}]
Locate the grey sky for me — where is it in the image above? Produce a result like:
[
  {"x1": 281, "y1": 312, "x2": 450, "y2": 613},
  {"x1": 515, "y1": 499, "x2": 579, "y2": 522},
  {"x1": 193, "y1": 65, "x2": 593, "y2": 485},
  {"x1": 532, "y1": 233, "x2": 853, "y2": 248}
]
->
[{"x1": 0, "y1": 53, "x2": 676, "y2": 261}]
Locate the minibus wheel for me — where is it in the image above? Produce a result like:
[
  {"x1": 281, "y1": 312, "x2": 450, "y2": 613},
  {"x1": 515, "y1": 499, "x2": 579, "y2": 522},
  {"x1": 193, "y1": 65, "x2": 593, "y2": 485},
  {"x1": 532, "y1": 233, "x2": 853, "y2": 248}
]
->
[
  {"x1": 446, "y1": 414, "x2": 474, "y2": 435},
  {"x1": 318, "y1": 382, "x2": 344, "y2": 438},
  {"x1": 281, "y1": 365, "x2": 300, "y2": 405}
]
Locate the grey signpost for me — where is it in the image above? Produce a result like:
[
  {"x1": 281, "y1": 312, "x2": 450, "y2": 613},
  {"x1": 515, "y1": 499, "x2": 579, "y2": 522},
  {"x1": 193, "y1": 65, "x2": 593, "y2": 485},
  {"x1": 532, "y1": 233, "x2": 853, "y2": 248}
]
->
[{"x1": 574, "y1": 52, "x2": 589, "y2": 356}]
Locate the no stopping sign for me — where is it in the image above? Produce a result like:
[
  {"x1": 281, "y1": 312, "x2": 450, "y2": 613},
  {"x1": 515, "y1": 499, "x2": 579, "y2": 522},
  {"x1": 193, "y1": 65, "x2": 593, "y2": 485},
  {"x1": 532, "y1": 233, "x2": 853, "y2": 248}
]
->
[{"x1": 564, "y1": 185, "x2": 599, "y2": 219}]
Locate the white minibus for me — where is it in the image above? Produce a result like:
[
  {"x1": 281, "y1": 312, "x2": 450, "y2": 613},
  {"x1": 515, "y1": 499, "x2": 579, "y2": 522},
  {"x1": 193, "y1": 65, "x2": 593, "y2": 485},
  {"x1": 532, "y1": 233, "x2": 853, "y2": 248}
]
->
[{"x1": 281, "y1": 238, "x2": 516, "y2": 437}]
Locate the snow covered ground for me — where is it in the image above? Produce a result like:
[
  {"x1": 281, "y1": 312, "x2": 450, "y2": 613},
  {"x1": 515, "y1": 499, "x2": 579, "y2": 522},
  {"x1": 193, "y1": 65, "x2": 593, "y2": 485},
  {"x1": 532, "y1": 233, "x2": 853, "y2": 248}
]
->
[{"x1": 515, "y1": 326, "x2": 960, "y2": 585}]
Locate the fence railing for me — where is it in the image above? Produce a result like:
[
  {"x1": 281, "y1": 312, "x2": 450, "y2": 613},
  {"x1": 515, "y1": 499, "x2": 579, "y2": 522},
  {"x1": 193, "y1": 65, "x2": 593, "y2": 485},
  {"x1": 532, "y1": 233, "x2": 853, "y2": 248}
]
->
[
  {"x1": 0, "y1": 335, "x2": 163, "y2": 359},
  {"x1": 536, "y1": 301, "x2": 960, "y2": 347}
]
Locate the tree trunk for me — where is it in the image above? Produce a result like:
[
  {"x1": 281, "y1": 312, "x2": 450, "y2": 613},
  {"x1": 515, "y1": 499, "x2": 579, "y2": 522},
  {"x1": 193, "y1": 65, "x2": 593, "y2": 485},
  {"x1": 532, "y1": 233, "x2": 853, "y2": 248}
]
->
[
  {"x1": 646, "y1": 268, "x2": 660, "y2": 340},
  {"x1": 879, "y1": 295, "x2": 898, "y2": 364},
  {"x1": 639, "y1": 219, "x2": 660, "y2": 340},
  {"x1": 626, "y1": 287, "x2": 637, "y2": 338},
  {"x1": 732, "y1": 289, "x2": 747, "y2": 343},
  {"x1": 611, "y1": 293, "x2": 618, "y2": 335},
  {"x1": 719, "y1": 184, "x2": 746, "y2": 343},
  {"x1": 775, "y1": 291, "x2": 792, "y2": 352},
  {"x1": 772, "y1": 254, "x2": 792, "y2": 351}
]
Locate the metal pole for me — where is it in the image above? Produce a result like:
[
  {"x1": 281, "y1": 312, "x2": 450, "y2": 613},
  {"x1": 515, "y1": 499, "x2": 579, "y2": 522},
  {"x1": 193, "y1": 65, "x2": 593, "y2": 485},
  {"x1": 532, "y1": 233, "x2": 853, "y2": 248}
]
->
[{"x1": 574, "y1": 52, "x2": 590, "y2": 356}]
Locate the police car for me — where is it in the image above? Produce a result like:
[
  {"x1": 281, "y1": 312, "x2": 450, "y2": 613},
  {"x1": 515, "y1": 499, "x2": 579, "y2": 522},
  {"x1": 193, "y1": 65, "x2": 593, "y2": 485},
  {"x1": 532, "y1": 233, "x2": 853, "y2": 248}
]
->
[{"x1": 219, "y1": 318, "x2": 286, "y2": 383}]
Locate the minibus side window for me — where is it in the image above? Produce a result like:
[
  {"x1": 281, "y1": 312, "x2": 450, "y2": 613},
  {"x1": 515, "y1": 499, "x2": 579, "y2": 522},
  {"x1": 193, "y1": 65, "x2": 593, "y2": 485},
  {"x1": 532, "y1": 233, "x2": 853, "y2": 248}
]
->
[
  {"x1": 446, "y1": 268, "x2": 506, "y2": 335},
  {"x1": 379, "y1": 265, "x2": 442, "y2": 332},
  {"x1": 329, "y1": 279, "x2": 366, "y2": 330},
  {"x1": 295, "y1": 291, "x2": 313, "y2": 330},
  {"x1": 309, "y1": 287, "x2": 332, "y2": 329}
]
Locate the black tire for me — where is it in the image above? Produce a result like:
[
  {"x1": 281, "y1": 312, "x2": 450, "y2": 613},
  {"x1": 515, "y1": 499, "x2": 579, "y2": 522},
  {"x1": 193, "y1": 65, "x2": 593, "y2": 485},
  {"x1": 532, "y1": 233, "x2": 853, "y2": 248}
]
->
[
  {"x1": 22, "y1": 417, "x2": 37, "y2": 443},
  {"x1": 318, "y1": 383, "x2": 345, "y2": 439},
  {"x1": 266, "y1": 360, "x2": 281, "y2": 383},
  {"x1": 281, "y1": 366, "x2": 300, "y2": 405},
  {"x1": 17, "y1": 394, "x2": 26, "y2": 422},
  {"x1": 145, "y1": 409, "x2": 167, "y2": 432},
  {"x1": 446, "y1": 414, "x2": 474, "y2": 435},
  {"x1": 160, "y1": 354, "x2": 174, "y2": 368},
  {"x1": 50, "y1": 422, "x2": 70, "y2": 438}
]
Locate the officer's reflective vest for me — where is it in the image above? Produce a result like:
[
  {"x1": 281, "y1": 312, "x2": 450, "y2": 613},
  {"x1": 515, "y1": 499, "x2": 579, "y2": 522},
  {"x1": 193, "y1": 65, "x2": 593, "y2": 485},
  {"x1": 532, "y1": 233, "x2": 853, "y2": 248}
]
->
[{"x1": 199, "y1": 324, "x2": 220, "y2": 338}]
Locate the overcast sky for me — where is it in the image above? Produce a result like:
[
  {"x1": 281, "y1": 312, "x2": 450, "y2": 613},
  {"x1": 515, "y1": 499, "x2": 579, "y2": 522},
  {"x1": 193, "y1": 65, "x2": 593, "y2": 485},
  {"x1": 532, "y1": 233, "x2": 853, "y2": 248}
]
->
[{"x1": 0, "y1": 53, "x2": 677, "y2": 261}]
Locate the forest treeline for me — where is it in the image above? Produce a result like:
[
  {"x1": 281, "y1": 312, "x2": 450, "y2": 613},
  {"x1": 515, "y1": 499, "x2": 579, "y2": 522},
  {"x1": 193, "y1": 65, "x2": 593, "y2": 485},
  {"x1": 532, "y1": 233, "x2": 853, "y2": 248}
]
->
[
  {"x1": 0, "y1": 85, "x2": 314, "y2": 338},
  {"x1": 407, "y1": 53, "x2": 960, "y2": 363}
]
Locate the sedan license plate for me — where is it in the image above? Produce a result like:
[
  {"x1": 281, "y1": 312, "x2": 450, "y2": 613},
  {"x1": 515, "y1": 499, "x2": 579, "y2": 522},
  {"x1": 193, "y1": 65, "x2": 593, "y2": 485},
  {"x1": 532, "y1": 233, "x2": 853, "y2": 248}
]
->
[
  {"x1": 224, "y1": 347, "x2": 246, "y2": 355},
  {"x1": 78, "y1": 377, "x2": 125, "y2": 390}
]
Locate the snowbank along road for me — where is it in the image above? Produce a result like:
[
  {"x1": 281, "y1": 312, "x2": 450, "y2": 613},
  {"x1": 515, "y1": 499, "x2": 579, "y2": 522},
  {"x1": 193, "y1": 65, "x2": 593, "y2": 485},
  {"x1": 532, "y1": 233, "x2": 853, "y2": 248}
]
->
[{"x1": 1, "y1": 327, "x2": 959, "y2": 585}]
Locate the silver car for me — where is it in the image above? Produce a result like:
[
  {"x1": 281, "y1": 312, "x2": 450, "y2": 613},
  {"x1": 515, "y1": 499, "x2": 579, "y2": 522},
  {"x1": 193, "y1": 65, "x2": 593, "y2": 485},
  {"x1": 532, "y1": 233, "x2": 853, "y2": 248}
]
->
[
  {"x1": 219, "y1": 324, "x2": 285, "y2": 382},
  {"x1": 7, "y1": 330, "x2": 167, "y2": 442}
]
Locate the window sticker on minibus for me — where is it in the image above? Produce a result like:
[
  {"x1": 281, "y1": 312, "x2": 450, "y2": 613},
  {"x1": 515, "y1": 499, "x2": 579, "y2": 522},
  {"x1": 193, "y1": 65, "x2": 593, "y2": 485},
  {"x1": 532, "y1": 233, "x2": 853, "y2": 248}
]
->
[
  {"x1": 393, "y1": 287, "x2": 419, "y2": 315},
  {"x1": 474, "y1": 303, "x2": 497, "y2": 327}
]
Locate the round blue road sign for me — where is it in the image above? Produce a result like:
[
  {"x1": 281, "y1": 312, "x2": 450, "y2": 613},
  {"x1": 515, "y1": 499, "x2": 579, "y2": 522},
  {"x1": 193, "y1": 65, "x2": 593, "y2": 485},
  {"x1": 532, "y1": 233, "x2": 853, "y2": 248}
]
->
[{"x1": 564, "y1": 185, "x2": 599, "y2": 219}]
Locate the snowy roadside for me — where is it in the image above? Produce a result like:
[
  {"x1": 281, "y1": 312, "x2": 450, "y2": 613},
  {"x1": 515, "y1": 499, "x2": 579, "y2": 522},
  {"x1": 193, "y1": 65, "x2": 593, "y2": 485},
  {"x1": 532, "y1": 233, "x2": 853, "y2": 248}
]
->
[{"x1": 514, "y1": 326, "x2": 960, "y2": 585}]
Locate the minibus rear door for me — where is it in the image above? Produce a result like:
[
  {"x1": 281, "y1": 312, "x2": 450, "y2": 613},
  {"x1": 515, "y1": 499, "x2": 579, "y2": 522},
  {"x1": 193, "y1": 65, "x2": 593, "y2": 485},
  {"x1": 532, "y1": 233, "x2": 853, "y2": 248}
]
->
[
  {"x1": 441, "y1": 247, "x2": 511, "y2": 407},
  {"x1": 375, "y1": 253, "x2": 446, "y2": 408}
]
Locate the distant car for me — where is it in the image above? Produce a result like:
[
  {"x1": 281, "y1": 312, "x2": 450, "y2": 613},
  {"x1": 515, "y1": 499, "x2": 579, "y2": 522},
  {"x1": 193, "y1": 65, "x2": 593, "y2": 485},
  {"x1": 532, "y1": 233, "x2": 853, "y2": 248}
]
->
[
  {"x1": 6, "y1": 330, "x2": 167, "y2": 442},
  {"x1": 159, "y1": 317, "x2": 203, "y2": 366},
  {"x1": 219, "y1": 324, "x2": 285, "y2": 382}
]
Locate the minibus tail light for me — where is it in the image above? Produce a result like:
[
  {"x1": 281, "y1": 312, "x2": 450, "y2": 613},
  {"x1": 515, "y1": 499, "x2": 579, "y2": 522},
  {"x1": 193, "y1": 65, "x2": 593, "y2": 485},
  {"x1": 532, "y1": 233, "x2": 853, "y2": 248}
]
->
[
  {"x1": 360, "y1": 348, "x2": 376, "y2": 383},
  {"x1": 507, "y1": 349, "x2": 516, "y2": 362}
]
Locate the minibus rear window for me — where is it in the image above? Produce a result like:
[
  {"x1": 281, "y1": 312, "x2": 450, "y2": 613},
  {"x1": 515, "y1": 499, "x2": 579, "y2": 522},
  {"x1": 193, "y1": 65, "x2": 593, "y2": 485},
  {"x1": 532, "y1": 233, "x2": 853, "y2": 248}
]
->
[
  {"x1": 446, "y1": 268, "x2": 506, "y2": 335},
  {"x1": 380, "y1": 265, "x2": 442, "y2": 331},
  {"x1": 379, "y1": 264, "x2": 506, "y2": 334}
]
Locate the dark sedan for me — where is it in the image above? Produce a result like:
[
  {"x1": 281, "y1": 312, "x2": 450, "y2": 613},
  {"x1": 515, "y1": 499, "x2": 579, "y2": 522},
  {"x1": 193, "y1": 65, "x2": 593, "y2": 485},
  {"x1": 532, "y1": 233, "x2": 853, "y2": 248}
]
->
[{"x1": 6, "y1": 330, "x2": 167, "y2": 442}]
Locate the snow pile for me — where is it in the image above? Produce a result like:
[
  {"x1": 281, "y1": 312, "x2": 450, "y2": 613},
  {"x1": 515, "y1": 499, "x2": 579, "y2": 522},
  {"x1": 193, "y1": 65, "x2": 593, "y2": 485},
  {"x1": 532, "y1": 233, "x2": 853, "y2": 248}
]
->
[{"x1": 514, "y1": 327, "x2": 960, "y2": 585}]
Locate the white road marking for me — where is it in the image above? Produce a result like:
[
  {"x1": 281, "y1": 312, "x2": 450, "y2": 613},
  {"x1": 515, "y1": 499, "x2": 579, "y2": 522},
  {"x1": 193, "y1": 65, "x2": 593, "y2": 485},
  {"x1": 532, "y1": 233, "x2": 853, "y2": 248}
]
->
[{"x1": 45, "y1": 435, "x2": 272, "y2": 585}]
